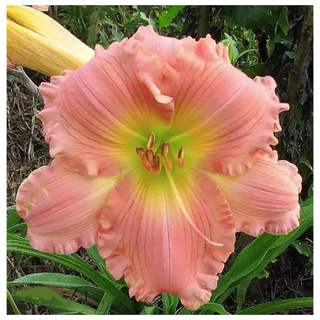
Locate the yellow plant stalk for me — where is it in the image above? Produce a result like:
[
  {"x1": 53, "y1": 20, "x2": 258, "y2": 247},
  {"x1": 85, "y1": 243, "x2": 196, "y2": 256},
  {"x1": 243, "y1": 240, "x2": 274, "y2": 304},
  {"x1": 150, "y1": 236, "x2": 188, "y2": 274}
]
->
[{"x1": 7, "y1": 5, "x2": 94, "y2": 76}]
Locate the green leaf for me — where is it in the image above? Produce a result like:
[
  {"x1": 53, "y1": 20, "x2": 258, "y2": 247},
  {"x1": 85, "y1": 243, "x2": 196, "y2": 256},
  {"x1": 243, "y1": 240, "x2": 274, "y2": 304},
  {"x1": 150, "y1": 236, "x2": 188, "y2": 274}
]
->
[
  {"x1": 291, "y1": 240, "x2": 312, "y2": 258},
  {"x1": 241, "y1": 63, "x2": 266, "y2": 78},
  {"x1": 140, "y1": 306, "x2": 156, "y2": 315},
  {"x1": 86, "y1": 245, "x2": 115, "y2": 282},
  {"x1": 13, "y1": 287, "x2": 96, "y2": 315},
  {"x1": 211, "y1": 198, "x2": 313, "y2": 304},
  {"x1": 104, "y1": 6, "x2": 119, "y2": 28},
  {"x1": 278, "y1": 7, "x2": 289, "y2": 36},
  {"x1": 308, "y1": 183, "x2": 313, "y2": 198},
  {"x1": 285, "y1": 50, "x2": 296, "y2": 60},
  {"x1": 237, "y1": 297, "x2": 313, "y2": 314},
  {"x1": 220, "y1": 33, "x2": 239, "y2": 65},
  {"x1": 177, "y1": 21, "x2": 184, "y2": 33},
  {"x1": 7, "y1": 223, "x2": 27, "y2": 235},
  {"x1": 162, "y1": 293, "x2": 180, "y2": 314},
  {"x1": 176, "y1": 307, "x2": 193, "y2": 315},
  {"x1": 96, "y1": 292, "x2": 113, "y2": 315},
  {"x1": 237, "y1": 49, "x2": 259, "y2": 61},
  {"x1": 224, "y1": 6, "x2": 282, "y2": 36},
  {"x1": 257, "y1": 269, "x2": 269, "y2": 279},
  {"x1": 7, "y1": 289, "x2": 21, "y2": 315},
  {"x1": 7, "y1": 233, "x2": 137, "y2": 314},
  {"x1": 87, "y1": 6, "x2": 105, "y2": 48},
  {"x1": 272, "y1": 33, "x2": 293, "y2": 48},
  {"x1": 7, "y1": 206, "x2": 20, "y2": 231},
  {"x1": 266, "y1": 40, "x2": 275, "y2": 56},
  {"x1": 139, "y1": 12, "x2": 157, "y2": 29},
  {"x1": 299, "y1": 156, "x2": 313, "y2": 172},
  {"x1": 236, "y1": 282, "x2": 249, "y2": 313},
  {"x1": 7, "y1": 273, "x2": 103, "y2": 298},
  {"x1": 112, "y1": 29, "x2": 124, "y2": 42},
  {"x1": 199, "y1": 302, "x2": 230, "y2": 315},
  {"x1": 158, "y1": 5, "x2": 185, "y2": 28}
]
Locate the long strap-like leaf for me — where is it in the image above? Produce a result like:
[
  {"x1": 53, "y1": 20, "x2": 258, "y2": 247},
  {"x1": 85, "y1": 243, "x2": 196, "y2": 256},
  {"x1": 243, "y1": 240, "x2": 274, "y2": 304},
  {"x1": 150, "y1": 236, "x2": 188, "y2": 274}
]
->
[
  {"x1": 7, "y1": 233, "x2": 137, "y2": 314},
  {"x1": 237, "y1": 297, "x2": 313, "y2": 315}
]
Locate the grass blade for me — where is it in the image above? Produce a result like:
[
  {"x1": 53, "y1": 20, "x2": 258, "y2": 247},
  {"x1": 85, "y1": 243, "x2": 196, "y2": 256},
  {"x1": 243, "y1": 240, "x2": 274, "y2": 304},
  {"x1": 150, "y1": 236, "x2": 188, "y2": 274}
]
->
[
  {"x1": 7, "y1": 289, "x2": 21, "y2": 315},
  {"x1": 237, "y1": 297, "x2": 313, "y2": 314},
  {"x1": 140, "y1": 306, "x2": 156, "y2": 315},
  {"x1": 162, "y1": 293, "x2": 179, "y2": 314},
  {"x1": 13, "y1": 287, "x2": 96, "y2": 315},
  {"x1": 86, "y1": 245, "x2": 115, "y2": 282},
  {"x1": 199, "y1": 302, "x2": 231, "y2": 315},
  {"x1": 7, "y1": 223, "x2": 27, "y2": 234},
  {"x1": 211, "y1": 198, "x2": 313, "y2": 304},
  {"x1": 7, "y1": 206, "x2": 20, "y2": 231},
  {"x1": 236, "y1": 282, "x2": 249, "y2": 312},
  {"x1": 96, "y1": 292, "x2": 113, "y2": 315},
  {"x1": 7, "y1": 233, "x2": 137, "y2": 314},
  {"x1": 7, "y1": 273, "x2": 104, "y2": 298}
]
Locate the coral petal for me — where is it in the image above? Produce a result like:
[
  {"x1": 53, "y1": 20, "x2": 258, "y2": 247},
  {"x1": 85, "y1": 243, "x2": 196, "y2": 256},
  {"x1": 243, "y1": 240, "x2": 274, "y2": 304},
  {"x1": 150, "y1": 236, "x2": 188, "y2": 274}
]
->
[
  {"x1": 38, "y1": 36, "x2": 176, "y2": 177},
  {"x1": 162, "y1": 36, "x2": 289, "y2": 176},
  {"x1": 16, "y1": 161, "x2": 116, "y2": 253},
  {"x1": 132, "y1": 25, "x2": 194, "y2": 59},
  {"x1": 97, "y1": 169, "x2": 235, "y2": 309},
  {"x1": 210, "y1": 151, "x2": 302, "y2": 236}
]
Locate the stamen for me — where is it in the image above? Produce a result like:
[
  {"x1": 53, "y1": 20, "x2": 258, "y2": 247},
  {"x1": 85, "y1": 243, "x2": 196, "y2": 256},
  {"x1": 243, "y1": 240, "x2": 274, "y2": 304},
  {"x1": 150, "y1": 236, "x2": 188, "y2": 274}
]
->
[
  {"x1": 146, "y1": 149, "x2": 155, "y2": 164},
  {"x1": 165, "y1": 170, "x2": 224, "y2": 247},
  {"x1": 161, "y1": 142, "x2": 172, "y2": 171},
  {"x1": 147, "y1": 132, "x2": 155, "y2": 149},
  {"x1": 177, "y1": 147, "x2": 185, "y2": 168},
  {"x1": 153, "y1": 153, "x2": 162, "y2": 174},
  {"x1": 165, "y1": 158, "x2": 172, "y2": 171},
  {"x1": 178, "y1": 147, "x2": 184, "y2": 159},
  {"x1": 140, "y1": 151, "x2": 153, "y2": 171},
  {"x1": 136, "y1": 146, "x2": 144, "y2": 156},
  {"x1": 161, "y1": 142, "x2": 169, "y2": 157}
]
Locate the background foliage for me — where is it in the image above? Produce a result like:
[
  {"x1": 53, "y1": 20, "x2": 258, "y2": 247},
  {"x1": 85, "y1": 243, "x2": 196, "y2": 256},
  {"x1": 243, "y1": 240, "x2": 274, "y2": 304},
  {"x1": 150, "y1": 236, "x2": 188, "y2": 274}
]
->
[{"x1": 7, "y1": 5, "x2": 313, "y2": 315}]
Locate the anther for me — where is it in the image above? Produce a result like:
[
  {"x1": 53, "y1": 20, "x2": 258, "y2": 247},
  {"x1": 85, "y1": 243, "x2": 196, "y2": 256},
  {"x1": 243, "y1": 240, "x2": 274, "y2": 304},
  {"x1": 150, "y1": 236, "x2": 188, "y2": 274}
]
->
[
  {"x1": 178, "y1": 147, "x2": 184, "y2": 159},
  {"x1": 153, "y1": 153, "x2": 161, "y2": 173},
  {"x1": 146, "y1": 149, "x2": 155, "y2": 164},
  {"x1": 177, "y1": 147, "x2": 185, "y2": 168},
  {"x1": 136, "y1": 147, "x2": 144, "y2": 156},
  {"x1": 161, "y1": 142, "x2": 172, "y2": 171},
  {"x1": 147, "y1": 132, "x2": 155, "y2": 149},
  {"x1": 161, "y1": 142, "x2": 169, "y2": 157}
]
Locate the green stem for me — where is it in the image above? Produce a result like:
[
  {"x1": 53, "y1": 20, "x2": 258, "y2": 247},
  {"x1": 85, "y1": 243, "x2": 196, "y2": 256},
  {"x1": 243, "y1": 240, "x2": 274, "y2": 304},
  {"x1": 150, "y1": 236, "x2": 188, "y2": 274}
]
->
[
  {"x1": 198, "y1": 6, "x2": 211, "y2": 38},
  {"x1": 7, "y1": 289, "x2": 21, "y2": 315}
]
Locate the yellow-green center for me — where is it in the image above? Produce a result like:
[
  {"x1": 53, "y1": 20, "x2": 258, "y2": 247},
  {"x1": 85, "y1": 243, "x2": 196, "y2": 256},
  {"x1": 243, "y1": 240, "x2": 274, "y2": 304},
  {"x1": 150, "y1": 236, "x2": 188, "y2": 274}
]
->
[{"x1": 136, "y1": 132, "x2": 185, "y2": 175}]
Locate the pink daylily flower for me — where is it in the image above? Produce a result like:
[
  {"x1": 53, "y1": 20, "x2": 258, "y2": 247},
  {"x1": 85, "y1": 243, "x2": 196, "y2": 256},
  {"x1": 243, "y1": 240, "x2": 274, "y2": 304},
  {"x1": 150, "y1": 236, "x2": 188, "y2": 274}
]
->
[{"x1": 16, "y1": 26, "x2": 301, "y2": 310}]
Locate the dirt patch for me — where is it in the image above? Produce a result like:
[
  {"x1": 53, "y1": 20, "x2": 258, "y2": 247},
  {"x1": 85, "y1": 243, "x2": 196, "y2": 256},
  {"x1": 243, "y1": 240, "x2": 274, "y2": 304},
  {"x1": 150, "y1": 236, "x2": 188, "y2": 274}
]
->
[{"x1": 7, "y1": 73, "x2": 50, "y2": 206}]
